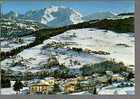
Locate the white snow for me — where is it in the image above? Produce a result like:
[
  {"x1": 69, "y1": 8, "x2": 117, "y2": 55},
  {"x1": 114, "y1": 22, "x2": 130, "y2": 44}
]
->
[
  {"x1": 98, "y1": 83, "x2": 135, "y2": 95},
  {"x1": 83, "y1": 12, "x2": 116, "y2": 21},
  {"x1": 1, "y1": 28, "x2": 135, "y2": 74},
  {"x1": 1, "y1": 87, "x2": 29, "y2": 95},
  {"x1": 20, "y1": 6, "x2": 83, "y2": 27},
  {"x1": 1, "y1": 36, "x2": 35, "y2": 52},
  {"x1": 1, "y1": 88, "x2": 17, "y2": 95},
  {"x1": 70, "y1": 91, "x2": 92, "y2": 95},
  {"x1": 83, "y1": 12, "x2": 134, "y2": 21},
  {"x1": 47, "y1": 28, "x2": 135, "y2": 65}
]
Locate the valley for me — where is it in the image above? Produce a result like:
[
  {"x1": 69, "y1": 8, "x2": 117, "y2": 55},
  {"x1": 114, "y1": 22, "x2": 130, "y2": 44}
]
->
[{"x1": 0, "y1": 5, "x2": 135, "y2": 95}]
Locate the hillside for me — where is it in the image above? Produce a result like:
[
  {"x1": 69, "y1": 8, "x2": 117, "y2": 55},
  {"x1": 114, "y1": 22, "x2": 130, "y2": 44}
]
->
[
  {"x1": 0, "y1": 17, "x2": 134, "y2": 60},
  {"x1": 118, "y1": 12, "x2": 134, "y2": 16},
  {"x1": 0, "y1": 18, "x2": 46, "y2": 37},
  {"x1": 82, "y1": 12, "x2": 116, "y2": 21}
]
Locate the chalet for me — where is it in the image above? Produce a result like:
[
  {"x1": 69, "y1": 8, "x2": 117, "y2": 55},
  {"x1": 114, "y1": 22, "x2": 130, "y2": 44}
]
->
[
  {"x1": 30, "y1": 77, "x2": 55, "y2": 95},
  {"x1": 64, "y1": 79, "x2": 77, "y2": 93},
  {"x1": 111, "y1": 74, "x2": 125, "y2": 81},
  {"x1": 97, "y1": 75, "x2": 108, "y2": 83}
]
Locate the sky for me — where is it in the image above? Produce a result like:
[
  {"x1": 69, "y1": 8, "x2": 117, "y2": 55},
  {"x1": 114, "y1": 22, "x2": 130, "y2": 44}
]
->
[{"x1": 2, "y1": 0, "x2": 135, "y2": 15}]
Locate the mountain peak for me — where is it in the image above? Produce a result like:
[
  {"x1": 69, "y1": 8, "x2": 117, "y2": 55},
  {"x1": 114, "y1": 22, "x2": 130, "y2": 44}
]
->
[
  {"x1": 3, "y1": 6, "x2": 83, "y2": 27},
  {"x1": 25, "y1": 6, "x2": 83, "y2": 27}
]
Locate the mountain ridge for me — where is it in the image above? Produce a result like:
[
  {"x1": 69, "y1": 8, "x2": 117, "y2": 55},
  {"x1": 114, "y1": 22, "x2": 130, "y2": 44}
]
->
[
  {"x1": 3, "y1": 6, "x2": 134, "y2": 28},
  {"x1": 3, "y1": 6, "x2": 83, "y2": 28}
]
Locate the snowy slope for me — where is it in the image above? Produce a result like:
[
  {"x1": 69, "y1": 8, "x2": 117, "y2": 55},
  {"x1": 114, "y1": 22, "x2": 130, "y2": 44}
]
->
[
  {"x1": 82, "y1": 12, "x2": 134, "y2": 21},
  {"x1": 1, "y1": 28, "x2": 134, "y2": 74},
  {"x1": 98, "y1": 83, "x2": 135, "y2": 95},
  {"x1": 46, "y1": 28, "x2": 135, "y2": 65},
  {"x1": 82, "y1": 12, "x2": 116, "y2": 21},
  {"x1": 1, "y1": 36, "x2": 35, "y2": 52}
]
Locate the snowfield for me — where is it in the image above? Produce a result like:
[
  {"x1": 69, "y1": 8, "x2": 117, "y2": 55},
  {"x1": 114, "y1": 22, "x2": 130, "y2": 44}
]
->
[
  {"x1": 51, "y1": 29, "x2": 135, "y2": 65},
  {"x1": 1, "y1": 36, "x2": 35, "y2": 52},
  {"x1": 98, "y1": 83, "x2": 135, "y2": 95},
  {"x1": 45, "y1": 28, "x2": 135, "y2": 65},
  {"x1": 1, "y1": 28, "x2": 135, "y2": 73},
  {"x1": 0, "y1": 28, "x2": 135, "y2": 95}
]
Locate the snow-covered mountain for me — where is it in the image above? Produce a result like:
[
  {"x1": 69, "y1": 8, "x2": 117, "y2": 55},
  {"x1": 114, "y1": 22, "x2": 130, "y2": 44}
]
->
[
  {"x1": 4, "y1": 6, "x2": 83, "y2": 27},
  {"x1": 82, "y1": 12, "x2": 116, "y2": 21},
  {"x1": 3, "y1": 6, "x2": 134, "y2": 27},
  {"x1": 39, "y1": 6, "x2": 83, "y2": 27}
]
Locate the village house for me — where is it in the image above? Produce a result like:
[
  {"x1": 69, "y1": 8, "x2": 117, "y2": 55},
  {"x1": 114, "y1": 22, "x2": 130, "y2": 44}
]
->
[
  {"x1": 64, "y1": 83, "x2": 75, "y2": 93},
  {"x1": 111, "y1": 74, "x2": 125, "y2": 81},
  {"x1": 64, "y1": 79, "x2": 78, "y2": 93},
  {"x1": 96, "y1": 75, "x2": 108, "y2": 83},
  {"x1": 64, "y1": 77, "x2": 96, "y2": 93},
  {"x1": 30, "y1": 84, "x2": 51, "y2": 95},
  {"x1": 78, "y1": 80, "x2": 95, "y2": 91},
  {"x1": 30, "y1": 77, "x2": 55, "y2": 95}
]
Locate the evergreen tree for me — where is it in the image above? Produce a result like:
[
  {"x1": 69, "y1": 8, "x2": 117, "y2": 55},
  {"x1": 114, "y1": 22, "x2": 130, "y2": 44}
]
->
[
  {"x1": 13, "y1": 80, "x2": 24, "y2": 94},
  {"x1": 127, "y1": 72, "x2": 134, "y2": 80},
  {"x1": 93, "y1": 87, "x2": 97, "y2": 94},
  {"x1": 1, "y1": 78, "x2": 11, "y2": 88},
  {"x1": 53, "y1": 83, "x2": 61, "y2": 93}
]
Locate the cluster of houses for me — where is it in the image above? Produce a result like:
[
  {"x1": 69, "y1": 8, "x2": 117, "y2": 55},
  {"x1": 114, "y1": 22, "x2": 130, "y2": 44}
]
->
[
  {"x1": 29, "y1": 76, "x2": 94, "y2": 95},
  {"x1": 28, "y1": 68, "x2": 135, "y2": 95}
]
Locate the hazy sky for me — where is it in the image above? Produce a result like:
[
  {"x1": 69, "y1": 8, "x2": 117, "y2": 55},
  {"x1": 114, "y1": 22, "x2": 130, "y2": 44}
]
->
[{"x1": 2, "y1": 0, "x2": 134, "y2": 15}]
